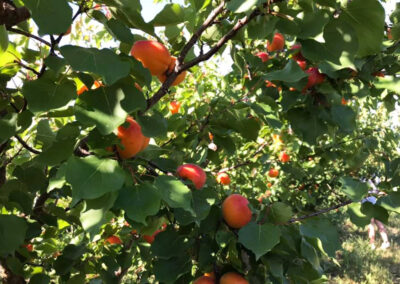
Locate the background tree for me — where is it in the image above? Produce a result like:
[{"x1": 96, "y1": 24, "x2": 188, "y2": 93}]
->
[{"x1": 0, "y1": 0, "x2": 399, "y2": 283}]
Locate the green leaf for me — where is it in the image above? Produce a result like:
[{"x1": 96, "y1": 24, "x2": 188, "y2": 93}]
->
[
  {"x1": 153, "y1": 255, "x2": 191, "y2": 283},
  {"x1": 22, "y1": 77, "x2": 76, "y2": 113},
  {"x1": 115, "y1": 184, "x2": 161, "y2": 225},
  {"x1": 80, "y1": 192, "x2": 118, "y2": 233},
  {"x1": 269, "y1": 202, "x2": 293, "y2": 224},
  {"x1": 0, "y1": 25, "x2": 8, "y2": 54},
  {"x1": 330, "y1": 105, "x2": 356, "y2": 133},
  {"x1": 300, "y1": 218, "x2": 340, "y2": 257},
  {"x1": 60, "y1": 45, "x2": 131, "y2": 85},
  {"x1": 301, "y1": 238, "x2": 322, "y2": 273},
  {"x1": 340, "y1": 177, "x2": 368, "y2": 201},
  {"x1": 151, "y1": 228, "x2": 191, "y2": 259},
  {"x1": 74, "y1": 85, "x2": 127, "y2": 135},
  {"x1": 264, "y1": 60, "x2": 308, "y2": 83},
  {"x1": 341, "y1": 0, "x2": 384, "y2": 57},
  {"x1": 13, "y1": 166, "x2": 47, "y2": 193},
  {"x1": 347, "y1": 203, "x2": 370, "y2": 227},
  {"x1": 374, "y1": 76, "x2": 400, "y2": 93},
  {"x1": 227, "y1": 0, "x2": 263, "y2": 14},
  {"x1": 361, "y1": 202, "x2": 389, "y2": 224},
  {"x1": 24, "y1": 0, "x2": 72, "y2": 35},
  {"x1": 137, "y1": 113, "x2": 168, "y2": 138},
  {"x1": 247, "y1": 15, "x2": 278, "y2": 39},
  {"x1": 29, "y1": 273, "x2": 50, "y2": 284},
  {"x1": 154, "y1": 176, "x2": 194, "y2": 216},
  {"x1": 0, "y1": 113, "x2": 18, "y2": 144},
  {"x1": 287, "y1": 107, "x2": 327, "y2": 145},
  {"x1": 66, "y1": 156, "x2": 125, "y2": 201},
  {"x1": 0, "y1": 215, "x2": 28, "y2": 255},
  {"x1": 35, "y1": 120, "x2": 56, "y2": 150},
  {"x1": 377, "y1": 192, "x2": 400, "y2": 214},
  {"x1": 151, "y1": 4, "x2": 185, "y2": 26},
  {"x1": 238, "y1": 222, "x2": 281, "y2": 260},
  {"x1": 297, "y1": 10, "x2": 330, "y2": 39}
]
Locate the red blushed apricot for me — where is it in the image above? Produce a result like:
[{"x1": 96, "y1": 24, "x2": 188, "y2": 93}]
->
[
  {"x1": 220, "y1": 272, "x2": 249, "y2": 284},
  {"x1": 216, "y1": 172, "x2": 231, "y2": 185},
  {"x1": 131, "y1": 40, "x2": 172, "y2": 76},
  {"x1": 268, "y1": 168, "x2": 279, "y2": 178},
  {"x1": 303, "y1": 67, "x2": 325, "y2": 91},
  {"x1": 222, "y1": 194, "x2": 252, "y2": 229},
  {"x1": 116, "y1": 117, "x2": 150, "y2": 159},
  {"x1": 169, "y1": 101, "x2": 181, "y2": 114},
  {"x1": 296, "y1": 59, "x2": 307, "y2": 70},
  {"x1": 341, "y1": 97, "x2": 348, "y2": 105},
  {"x1": 256, "y1": 51, "x2": 269, "y2": 62},
  {"x1": 279, "y1": 151, "x2": 290, "y2": 163},
  {"x1": 193, "y1": 276, "x2": 215, "y2": 284},
  {"x1": 105, "y1": 235, "x2": 122, "y2": 245},
  {"x1": 177, "y1": 164, "x2": 206, "y2": 190},
  {"x1": 291, "y1": 44, "x2": 305, "y2": 61},
  {"x1": 267, "y1": 33, "x2": 285, "y2": 52}
]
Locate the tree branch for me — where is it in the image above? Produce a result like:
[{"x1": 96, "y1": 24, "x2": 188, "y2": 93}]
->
[
  {"x1": 0, "y1": 0, "x2": 30, "y2": 28},
  {"x1": 14, "y1": 135, "x2": 41, "y2": 154},
  {"x1": 144, "y1": 5, "x2": 261, "y2": 113},
  {"x1": 7, "y1": 27, "x2": 52, "y2": 47},
  {"x1": 13, "y1": 60, "x2": 40, "y2": 76},
  {"x1": 288, "y1": 200, "x2": 353, "y2": 223}
]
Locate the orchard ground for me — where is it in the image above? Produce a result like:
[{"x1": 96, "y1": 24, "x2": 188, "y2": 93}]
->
[{"x1": 326, "y1": 213, "x2": 400, "y2": 284}]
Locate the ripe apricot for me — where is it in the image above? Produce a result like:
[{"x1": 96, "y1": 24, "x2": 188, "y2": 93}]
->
[
  {"x1": 64, "y1": 26, "x2": 72, "y2": 35},
  {"x1": 23, "y1": 244, "x2": 33, "y2": 252},
  {"x1": 193, "y1": 276, "x2": 215, "y2": 284},
  {"x1": 220, "y1": 272, "x2": 249, "y2": 284},
  {"x1": 268, "y1": 168, "x2": 279, "y2": 178},
  {"x1": 304, "y1": 67, "x2": 325, "y2": 91},
  {"x1": 256, "y1": 51, "x2": 269, "y2": 62},
  {"x1": 267, "y1": 182, "x2": 272, "y2": 188},
  {"x1": 157, "y1": 57, "x2": 187, "y2": 86},
  {"x1": 131, "y1": 40, "x2": 172, "y2": 76},
  {"x1": 291, "y1": 44, "x2": 305, "y2": 61},
  {"x1": 267, "y1": 33, "x2": 285, "y2": 52},
  {"x1": 296, "y1": 59, "x2": 307, "y2": 70},
  {"x1": 279, "y1": 151, "x2": 290, "y2": 163},
  {"x1": 116, "y1": 117, "x2": 150, "y2": 159},
  {"x1": 106, "y1": 235, "x2": 122, "y2": 245},
  {"x1": 204, "y1": 272, "x2": 215, "y2": 280},
  {"x1": 169, "y1": 101, "x2": 181, "y2": 114},
  {"x1": 222, "y1": 194, "x2": 252, "y2": 229},
  {"x1": 177, "y1": 164, "x2": 206, "y2": 190},
  {"x1": 341, "y1": 97, "x2": 348, "y2": 105},
  {"x1": 143, "y1": 223, "x2": 166, "y2": 244},
  {"x1": 76, "y1": 80, "x2": 102, "y2": 96},
  {"x1": 217, "y1": 172, "x2": 231, "y2": 185}
]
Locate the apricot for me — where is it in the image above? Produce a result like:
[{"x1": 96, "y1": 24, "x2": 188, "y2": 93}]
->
[
  {"x1": 193, "y1": 276, "x2": 215, "y2": 284},
  {"x1": 143, "y1": 223, "x2": 166, "y2": 244},
  {"x1": 131, "y1": 40, "x2": 172, "y2": 76},
  {"x1": 116, "y1": 117, "x2": 150, "y2": 159},
  {"x1": 177, "y1": 164, "x2": 206, "y2": 190},
  {"x1": 267, "y1": 182, "x2": 272, "y2": 188},
  {"x1": 220, "y1": 272, "x2": 249, "y2": 284},
  {"x1": 267, "y1": 33, "x2": 285, "y2": 52},
  {"x1": 105, "y1": 235, "x2": 122, "y2": 245},
  {"x1": 169, "y1": 101, "x2": 181, "y2": 114},
  {"x1": 76, "y1": 80, "x2": 102, "y2": 96},
  {"x1": 64, "y1": 26, "x2": 72, "y2": 35},
  {"x1": 291, "y1": 44, "x2": 305, "y2": 61},
  {"x1": 296, "y1": 59, "x2": 307, "y2": 70},
  {"x1": 157, "y1": 57, "x2": 187, "y2": 86},
  {"x1": 279, "y1": 151, "x2": 290, "y2": 163},
  {"x1": 23, "y1": 244, "x2": 33, "y2": 252},
  {"x1": 304, "y1": 67, "x2": 325, "y2": 90},
  {"x1": 256, "y1": 51, "x2": 269, "y2": 62},
  {"x1": 341, "y1": 97, "x2": 348, "y2": 105},
  {"x1": 222, "y1": 194, "x2": 252, "y2": 229},
  {"x1": 216, "y1": 172, "x2": 231, "y2": 185},
  {"x1": 268, "y1": 168, "x2": 279, "y2": 178}
]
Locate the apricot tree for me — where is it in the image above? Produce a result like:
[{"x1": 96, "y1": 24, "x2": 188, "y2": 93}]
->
[{"x1": 1, "y1": 0, "x2": 400, "y2": 283}]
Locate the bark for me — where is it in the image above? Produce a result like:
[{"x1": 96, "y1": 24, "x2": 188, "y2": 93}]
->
[{"x1": 0, "y1": 0, "x2": 30, "y2": 28}]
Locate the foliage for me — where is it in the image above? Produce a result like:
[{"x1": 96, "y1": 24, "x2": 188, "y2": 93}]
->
[{"x1": 0, "y1": 0, "x2": 400, "y2": 283}]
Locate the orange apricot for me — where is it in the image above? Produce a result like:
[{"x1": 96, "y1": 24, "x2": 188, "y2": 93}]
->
[
  {"x1": 220, "y1": 272, "x2": 249, "y2": 284},
  {"x1": 116, "y1": 117, "x2": 149, "y2": 159},
  {"x1": 216, "y1": 172, "x2": 231, "y2": 185},
  {"x1": 157, "y1": 57, "x2": 187, "y2": 86},
  {"x1": 222, "y1": 194, "x2": 252, "y2": 229},
  {"x1": 177, "y1": 164, "x2": 206, "y2": 190},
  {"x1": 279, "y1": 151, "x2": 290, "y2": 163},
  {"x1": 268, "y1": 168, "x2": 279, "y2": 178},
  {"x1": 169, "y1": 101, "x2": 181, "y2": 114},
  {"x1": 267, "y1": 33, "x2": 285, "y2": 52},
  {"x1": 131, "y1": 40, "x2": 172, "y2": 76},
  {"x1": 106, "y1": 235, "x2": 122, "y2": 245},
  {"x1": 193, "y1": 276, "x2": 215, "y2": 284}
]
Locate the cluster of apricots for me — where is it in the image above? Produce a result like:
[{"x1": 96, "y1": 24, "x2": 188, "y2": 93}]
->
[
  {"x1": 254, "y1": 33, "x2": 326, "y2": 92},
  {"x1": 194, "y1": 271, "x2": 249, "y2": 284},
  {"x1": 131, "y1": 40, "x2": 187, "y2": 87}
]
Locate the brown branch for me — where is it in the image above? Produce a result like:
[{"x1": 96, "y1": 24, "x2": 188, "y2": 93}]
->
[
  {"x1": 180, "y1": 9, "x2": 261, "y2": 71},
  {"x1": 288, "y1": 200, "x2": 353, "y2": 223},
  {"x1": 0, "y1": 0, "x2": 30, "y2": 28},
  {"x1": 13, "y1": 60, "x2": 40, "y2": 76},
  {"x1": 14, "y1": 135, "x2": 41, "y2": 154},
  {"x1": 176, "y1": 0, "x2": 226, "y2": 66},
  {"x1": 144, "y1": 5, "x2": 261, "y2": 113},
  {"x1": 7, "y1": 28, "x2": 51, "y2": 47}
]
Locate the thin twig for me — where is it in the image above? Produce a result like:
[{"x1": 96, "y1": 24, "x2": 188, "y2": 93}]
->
[
  {"x1": 14, "y1": 135, "x2": 41, "y2": 154},
  {"x1": 7, "y1": 27, "x2": 51, "y2": 46},
  {"x1": 288, "y1": 200, "x2": 353, "y2": 223},
  {"x1": 13, "y1": 60, "x2": 40, "y2": 76}
]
